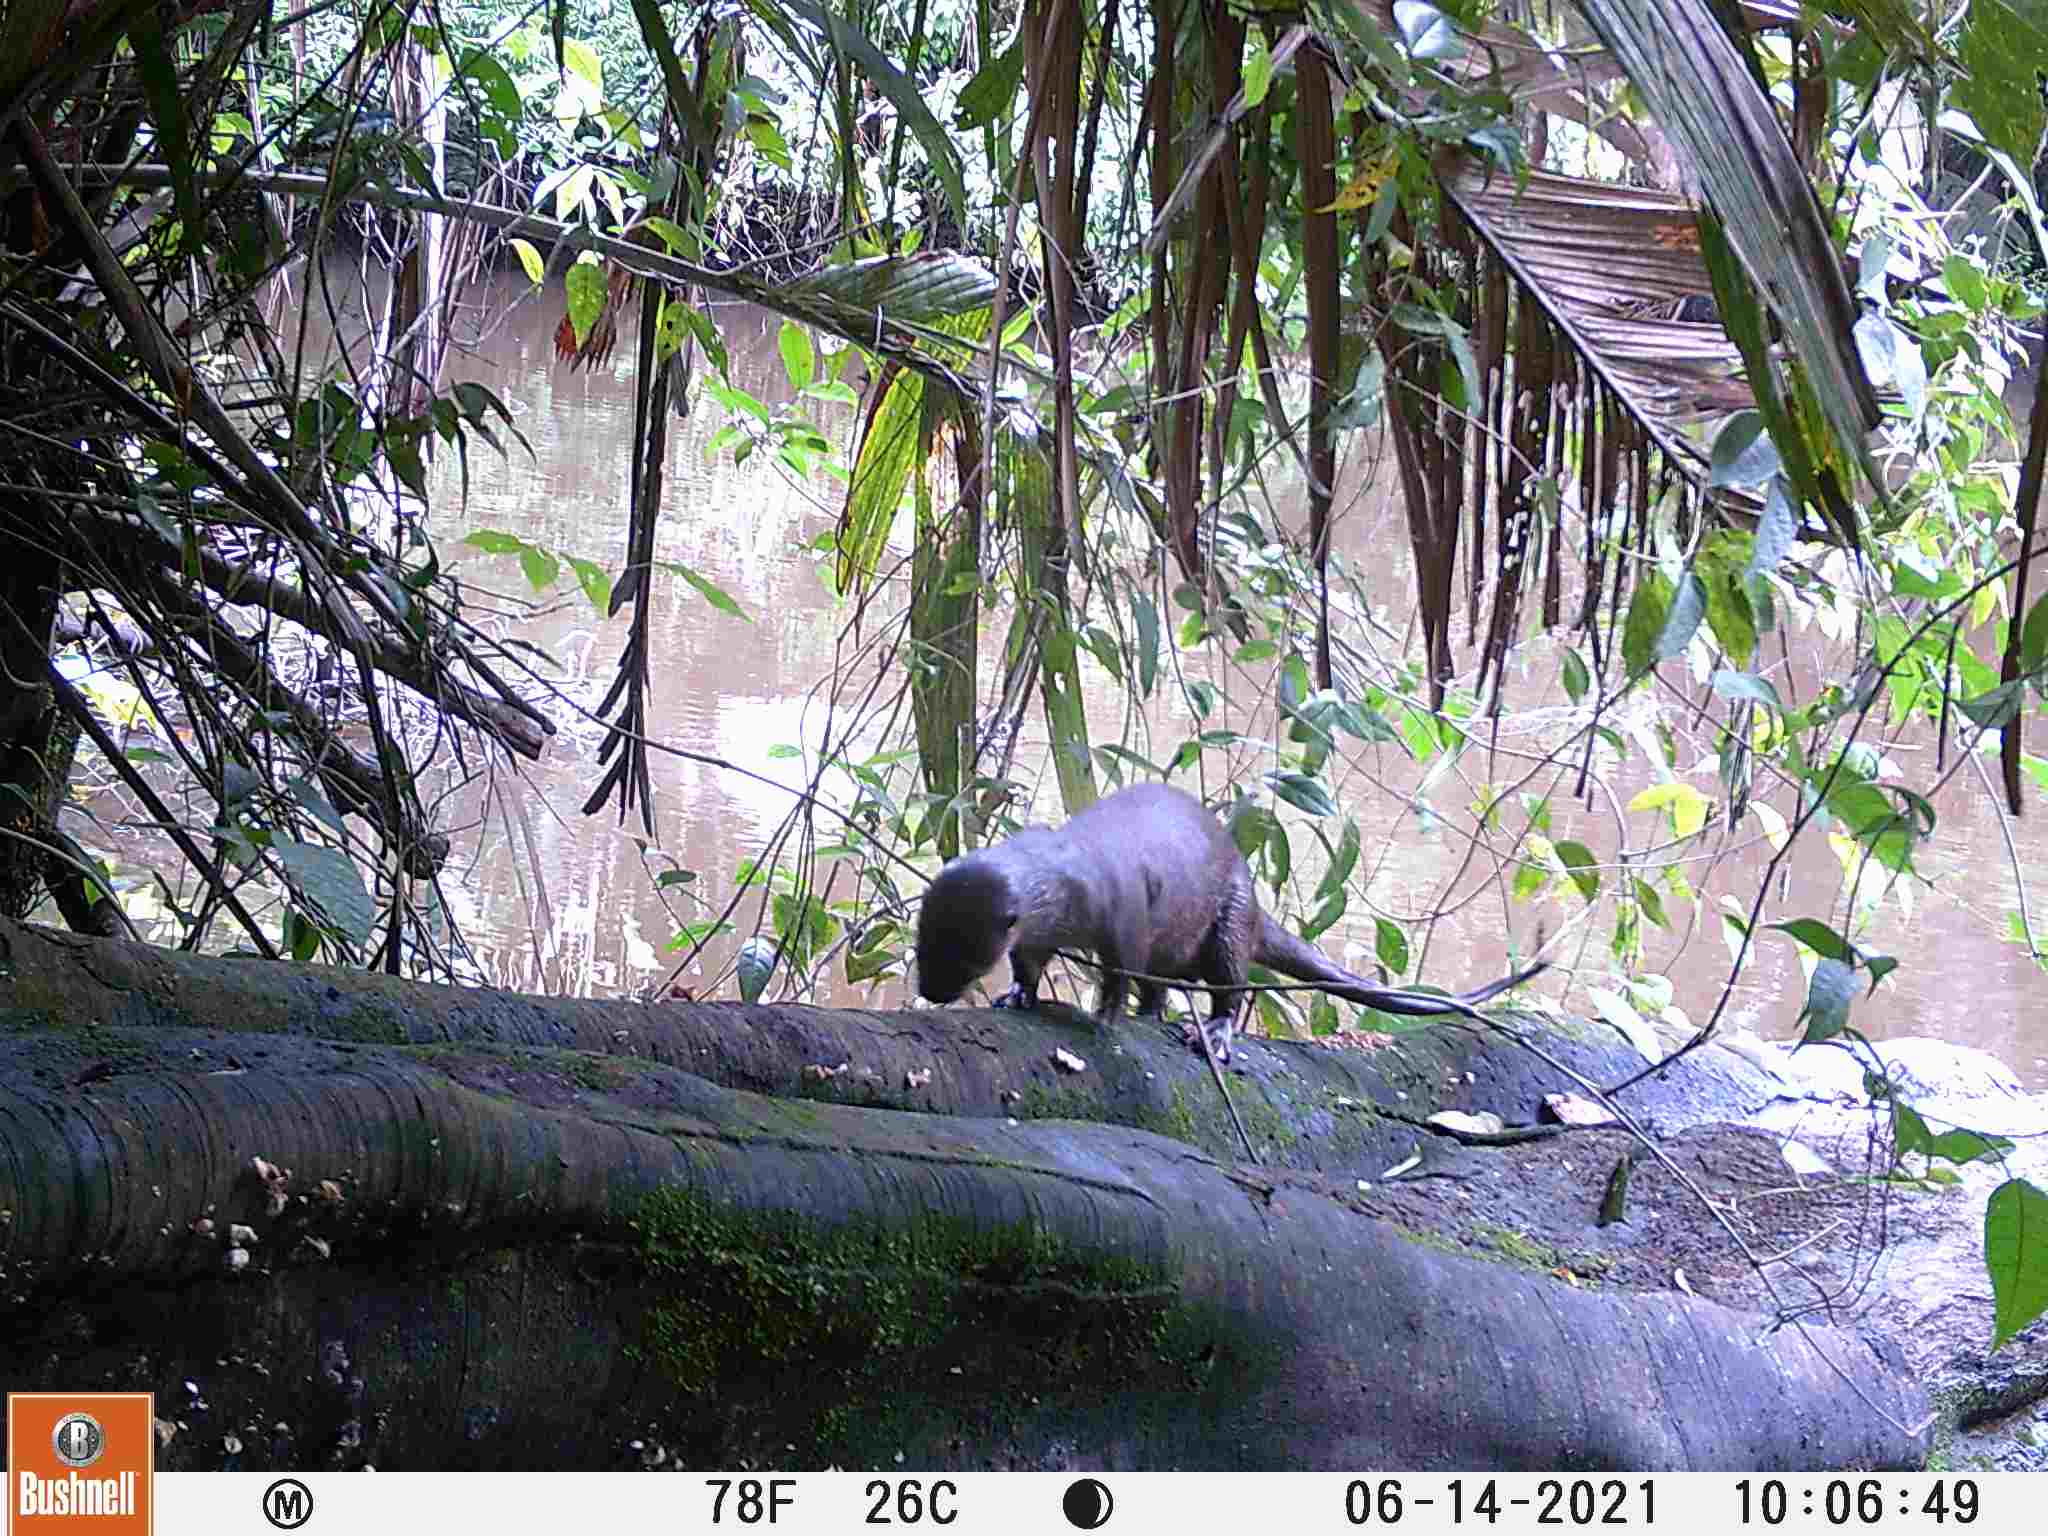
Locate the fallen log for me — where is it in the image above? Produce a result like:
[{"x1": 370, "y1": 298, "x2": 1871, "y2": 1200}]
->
[{"x1": 0, "y1": 919, "x2": 1928, "y2": 1469}]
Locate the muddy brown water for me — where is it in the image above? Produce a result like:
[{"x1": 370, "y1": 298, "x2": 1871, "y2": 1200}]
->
[{"x1": 89, "y1": 272, "x2": 2048, "y2": 1093}]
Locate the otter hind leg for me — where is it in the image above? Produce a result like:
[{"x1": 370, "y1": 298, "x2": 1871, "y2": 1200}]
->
[{"x1": 1193, "y1": 880, "x2": 1255, "y2": 1063}]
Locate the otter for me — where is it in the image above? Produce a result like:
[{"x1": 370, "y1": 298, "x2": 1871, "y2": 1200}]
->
[{"x1": 915, "y1": 782, "x2": 1546, "y2": 1061}]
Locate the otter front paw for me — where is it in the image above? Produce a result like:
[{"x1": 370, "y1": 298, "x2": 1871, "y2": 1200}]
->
[{"x1": 992, "y1": 985, "x2": 1037, "y2": 1011}]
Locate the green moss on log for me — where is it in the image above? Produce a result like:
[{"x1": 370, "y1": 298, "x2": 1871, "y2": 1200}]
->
[{"x1": 627, "y1": 1185, "x2": 1230, "y2": 1463}]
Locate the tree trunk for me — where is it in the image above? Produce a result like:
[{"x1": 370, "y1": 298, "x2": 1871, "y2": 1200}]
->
[{"x1": 0, "y1": 918, "x2": 1929, "y2": 1470}]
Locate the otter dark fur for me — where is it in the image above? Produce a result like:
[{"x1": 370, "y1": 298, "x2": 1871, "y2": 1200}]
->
[{"x1": 915, "y1": 782, "x2": 1544, "y2": 1059}]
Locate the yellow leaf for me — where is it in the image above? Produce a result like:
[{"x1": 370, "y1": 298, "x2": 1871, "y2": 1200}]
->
[
  {"x1": 1628, "y1": 780, "x2": 1710, "y2": 838},
  {"x1": 1748, "y1": 800, "x2": 1790, "y2": 851},
  {"x1": 508, "y1": 238, "x2": 544, "y2": 285},
  {"x1": 1318, "y1": 150, "x2": 1396, "y2": 214},
  {"x1": 1972, "y1": 580, "x2": 1998, "y2": 631}
]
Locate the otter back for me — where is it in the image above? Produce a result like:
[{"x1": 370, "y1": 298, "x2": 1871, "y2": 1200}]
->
[
  {"x1": 914, "y1": 781, "x2": 1543, "y2": 1059},
  {"x1": 914, "y1": 783, "x2": 1250, "y2": 1019}
]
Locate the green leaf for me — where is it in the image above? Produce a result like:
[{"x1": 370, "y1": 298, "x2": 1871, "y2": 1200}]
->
[
  {"x1": 566, "y1": 556, "x2": 612, "y2": 612},
  {"x1": 1747, "y1": 474, "x2": 1800, "y2": 581},
  {"x1": 642, "y1": 216, "x2": 695, "y2": 256},
  {"x1": 1797, "y1": 956, "x2": 1858, "y2": 1042},
  {"x1": 1228, "y1": 802, "x2": 1270, "y2": 859},
  {"x1": 837, "y1": 373, "x2": 924, "y2": 592},
  {"x1": 1658, "y1": 571, "x2": 1706, "y2": 660},
  {"x1": 283, "y1": 909, "x2": 321, "y2": 962},
  {"x1": 2022, "y1": 592, "x2": 2048, "y2": 672},
  {"x1": 659, "y1": 560, "x2": 750, "y2": 620},
  {"x1": 667, "y1": 916, "x2": 734, "y2": 952},
  {"x1": 1392, "y1": 302, "x2": 1481, "y2": 410},
  {"x1": 1769, "y1": 917, "x2": 1853, "y2": 961},
  {"x1": 1632, "y1": 878, "x2": 1669, "y2": 930},
  {"x1": 1334, "y1": 699, "x2": 1401, "y2": 744},
  {"x1": 1268, "y1": 773, "x2": 1337, "y2": 817},
  {"x1": 386, "y1": 434, "x2": 428, "y2": 501},
  {"x1": 285, "y1": 778, "x2": 347, "y2": 840},
  {"x1": 1553, "y1": 839, "x2": 1600, "y2": 902},
  {"x1": 737, "y1": 935, "x2": 777, "y2": 1003},
  {"x1": 1374, "y1": 917, "x2": 1410, "y2": 976},
  {"x1": 845, "y1": 919, "x2": 901, "y2": 984},
  {"x1": 457, "y1": 48, "x2": 525, "y2": 156},
  {"x1": 778, "y1": 320, "x2": 816, "y2": 391},
  {"x1": 954, "y1": 37, "x2": 1024, "y2": 129},
  {"x1": 1707, "y1": 411, "x2": 1780, "y2": 488},
  {"x1": 1263, "y1": 820, "x2": 1292, "y2": 890},
  {"x1": 1889, "y1": 552, "x2": 1962, "y2": 601},
  {"x1": 1941, "y1": 251, "x2": 1990, "y2": 314},
  {"x1": 1242, "y1": 38, "x2": 1275, "y2": 107},
  {"x1": 271, "y1": 838, "x2": 375, "y2": 945},
  {"x1": 518, "y1": 544, "x2": 562, "y2": 591},
  {"x1": 1959, "y1": 682, "x2": 2026, "y2": 730},
  {"x1": 1823, "y1": 779, "x2": 1893, "y2": 836},
  {"x1": 1081, "y1": 625, "x2": 1124, "y2": 683},
  {"x1": 1955, "y1": 0, "x2": 2048, "y2": 168},
  {"x1": 464, "y1": 529, "x2": 528, "y2": 555},
  {"x1": 565, "y1": 261, "x2": 607, "y2": 349},
  {"x1": 1986, "y1": 1178, "x2": 2048, "y2": 1348},
  {"x1": 1699, "y1": 560, "x2": 1757, "y2": 668},
  {"x1": 1316, "y1": 818, "x2": 1361, "y2": 902},
  {"x1": 1621, "y1": 570, "x2": 1675, "y2": 675},
  {"x1": 1303, "y1": 891, "x2": 1345, "y2": 941},
  {"x1": 654, "y1": 296, "x2": 691, "y2": 364},
  {"x1": 1130, "y1": 593, "x2": 1160, "y2": 698},
  {"x1": 1895, "y1": 1102, "x2": 2014, "y2": 1167},
  {"x1": 1711, "y1": 669, "x2": 1784, "y2": 713},
  {"x1": 1561, "y1": 648, "x2": 1590, "y2": 704}
]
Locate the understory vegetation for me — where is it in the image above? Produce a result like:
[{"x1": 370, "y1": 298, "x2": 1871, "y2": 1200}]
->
[{"x1": 1, "y1": 0, "x2": 2044, "y2": 1350}]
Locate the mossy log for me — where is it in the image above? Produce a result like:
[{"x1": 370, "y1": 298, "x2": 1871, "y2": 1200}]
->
[{"x1": 0, "y1": 918, "x2": 1927, "y2": 1470}]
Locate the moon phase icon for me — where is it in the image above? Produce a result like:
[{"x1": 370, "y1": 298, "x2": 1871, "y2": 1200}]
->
[{"x1": 1062, "y1": 1477, "x2": 1114, "y2": 1529}]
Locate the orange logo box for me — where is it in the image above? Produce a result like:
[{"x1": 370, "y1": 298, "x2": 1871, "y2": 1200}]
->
[{"x1": 6, "y1": 1395, "x2": 153, "y2": 1536}]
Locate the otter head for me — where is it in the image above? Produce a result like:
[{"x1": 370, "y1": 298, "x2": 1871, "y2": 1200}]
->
[{"x1": 915, "y1": 857, "x2": 1019, "y2": 1003}]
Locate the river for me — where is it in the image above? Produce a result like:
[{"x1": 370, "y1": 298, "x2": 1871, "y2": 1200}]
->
[{"x1": 392, "y1": 273, "x2": 2046, "y2": 1090}]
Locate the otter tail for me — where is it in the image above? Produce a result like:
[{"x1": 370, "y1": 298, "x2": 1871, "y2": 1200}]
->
[{"x1": 1253, "y1": 914, "x2": 1546, "y2": 1021}]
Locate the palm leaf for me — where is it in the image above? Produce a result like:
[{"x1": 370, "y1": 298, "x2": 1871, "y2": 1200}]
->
[
  {"x1": 1568, "y1": 0, "x2": 1881, "y2": 518},
  {"x1": 1383, "y1": 156, "x2": 1776, "y2": 704}
]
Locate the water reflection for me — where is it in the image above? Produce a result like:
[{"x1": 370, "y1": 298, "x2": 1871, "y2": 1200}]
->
[{"x1": 410, "y1": 272, "x2": 2047, "y2": 1089}]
